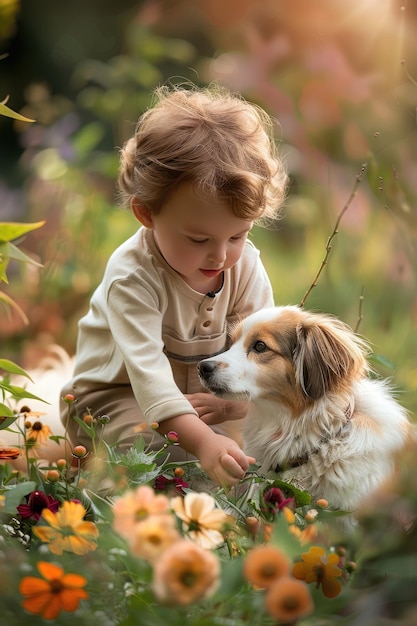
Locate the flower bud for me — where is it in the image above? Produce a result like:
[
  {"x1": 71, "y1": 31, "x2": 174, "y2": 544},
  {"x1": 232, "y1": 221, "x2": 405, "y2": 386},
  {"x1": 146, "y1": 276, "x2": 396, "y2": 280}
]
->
[
  {"x1": 46, "y1": 469, "x2": 60, "y2": 482},
  {"x1": 72, "y1": 445, "x2": 88, "y2": 458},
  {"x1": 63, "y1": 393, "x2": 75, "y2": 404},
  {"x1": 305, "y1": 509, "x2": 318, "y2": 523},
  {"x1": 166, "y1": 431, "x2": 179, "y2": 444}
]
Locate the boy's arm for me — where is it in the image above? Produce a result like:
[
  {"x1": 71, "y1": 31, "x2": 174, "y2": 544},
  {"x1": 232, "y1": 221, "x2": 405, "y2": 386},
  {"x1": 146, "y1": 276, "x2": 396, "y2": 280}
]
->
[
  {"x1": 185, "y1": 392, "x2": 248, "y2": 425},
  {"x1": 157, "y1": 413, "x2": 255, "y2": 487}
]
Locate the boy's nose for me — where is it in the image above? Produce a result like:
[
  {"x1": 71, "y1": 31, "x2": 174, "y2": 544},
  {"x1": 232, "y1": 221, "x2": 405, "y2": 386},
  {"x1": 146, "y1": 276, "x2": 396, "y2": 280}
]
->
[{"x1": 207, "y1": 244, "x2": 227, "y2": 264}]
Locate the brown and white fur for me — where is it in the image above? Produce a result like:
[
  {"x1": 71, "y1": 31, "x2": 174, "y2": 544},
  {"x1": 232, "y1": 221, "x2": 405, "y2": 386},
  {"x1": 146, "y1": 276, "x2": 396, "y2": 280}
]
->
[{"x1": 198, "y1": 305, "x2": 413, "y2": 513}]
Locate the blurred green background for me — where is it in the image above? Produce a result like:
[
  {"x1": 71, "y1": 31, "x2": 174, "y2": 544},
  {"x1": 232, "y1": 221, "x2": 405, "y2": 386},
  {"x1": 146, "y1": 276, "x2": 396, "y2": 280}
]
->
[{"x1": 1, "y1": 0, "x2": 416, "y2": 414}]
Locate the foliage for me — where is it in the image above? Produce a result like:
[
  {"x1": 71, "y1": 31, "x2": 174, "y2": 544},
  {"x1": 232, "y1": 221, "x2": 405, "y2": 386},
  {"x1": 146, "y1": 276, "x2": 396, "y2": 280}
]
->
[{"x1": 0, "y1": 412, "x2": 417, "y2": 625}]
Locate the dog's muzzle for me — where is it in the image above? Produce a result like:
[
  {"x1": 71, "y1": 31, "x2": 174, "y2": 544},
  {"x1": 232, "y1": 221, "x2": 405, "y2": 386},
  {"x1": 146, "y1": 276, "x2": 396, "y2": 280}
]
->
[
  {"x1": 197, "y1": 359, "x2": 226, "y2": 394},
  {"x1": 198, "y1": 360, "x2": 218, "y2": 378}
]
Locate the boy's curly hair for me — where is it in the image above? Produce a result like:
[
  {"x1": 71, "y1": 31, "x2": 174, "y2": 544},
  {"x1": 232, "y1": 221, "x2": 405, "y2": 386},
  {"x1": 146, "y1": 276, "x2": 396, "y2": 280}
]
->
[{"x1": 118, "y1": 83, "x2": 288, "y2": 223}]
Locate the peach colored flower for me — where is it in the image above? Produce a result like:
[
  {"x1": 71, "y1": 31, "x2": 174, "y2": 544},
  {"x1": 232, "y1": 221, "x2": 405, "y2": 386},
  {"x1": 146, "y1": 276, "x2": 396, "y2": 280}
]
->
[
  {"x1": 171, "y1": 492, "x2": 232, "y2": 549},
  {"x1": 292, "y1": 546, "x2": 343, "y2": 598},
  {"x1": 33, "y1": 501, "x2": 98, "y2": 555},
  {"x1": 25, "y1": 420, "x2": 52, "y2": 453},
  {"x1": 265, "y1": 576, "x2": 313, "y2": 622},
  {"x1": 244, "y1": 544, "x2": 291, "y2": 589},
  {"x1": 130, "y1": 513, "x2": 181, "y2": 562},
  {"x1": 112, "y1": 484, "x2": 170, "y2": 540},
  {"x1": 19, "y1": 561, "x2": 88, "y2": 620},
  {"x1": 152, "y1": 539, "x2": 220, "y2": 605}
]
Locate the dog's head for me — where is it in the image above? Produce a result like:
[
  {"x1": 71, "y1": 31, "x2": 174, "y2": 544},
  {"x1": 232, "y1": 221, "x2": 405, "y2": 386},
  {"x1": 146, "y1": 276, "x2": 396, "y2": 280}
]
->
[{"x1": 198, "y1": 306, "x2": 369, "y2": 413}]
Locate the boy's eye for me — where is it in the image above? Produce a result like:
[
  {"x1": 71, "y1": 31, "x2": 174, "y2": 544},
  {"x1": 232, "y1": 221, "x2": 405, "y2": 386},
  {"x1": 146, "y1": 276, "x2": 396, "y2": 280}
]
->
[{"x1": 188, "y1": 237, "x2": 208, "y2": 244}]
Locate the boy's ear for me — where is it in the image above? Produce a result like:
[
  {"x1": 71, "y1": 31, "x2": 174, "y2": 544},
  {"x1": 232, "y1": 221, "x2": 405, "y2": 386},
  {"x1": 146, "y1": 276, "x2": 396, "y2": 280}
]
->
[{"x1": 131, "y1": 198, "x2": 154, "y2": 228}]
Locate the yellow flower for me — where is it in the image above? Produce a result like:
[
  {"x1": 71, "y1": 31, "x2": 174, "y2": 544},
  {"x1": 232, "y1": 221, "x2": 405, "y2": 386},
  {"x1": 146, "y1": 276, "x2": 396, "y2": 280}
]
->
[
  {"x1": 33, "y1": 501, "x2": 98, "y2": 555},
  {"x1": 265, "y1": 576, "x2": 314, "y2": 622},
  {"x1": 112, "y1": 485, "x2": 170, "y2": 540},
  {"x1": 243, "y1": 544, "x2": 291, "y2": 589},
  {"x1": 171, "y1": 492, "x2": 231, "y2": 549},
  {"x1": 19, "y1": 561, "x2": 88, "y2": 620},
  {"x1": 292, "y1": 546, "x2": 343, "y2": 598},
  {"x1": 152, "y1": 539, "x2": 220, "y2": 605},
  {"x1": 25, "y1": 420, "x2": 52, "y2": 453},
  {"x1": 130, "y1": 513, "x2": 181, "y2": 562}
]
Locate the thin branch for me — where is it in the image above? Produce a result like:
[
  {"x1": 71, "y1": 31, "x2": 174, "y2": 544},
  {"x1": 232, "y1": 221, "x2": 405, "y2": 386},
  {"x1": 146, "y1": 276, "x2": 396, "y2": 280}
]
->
[
  {"x1": 299, "y1": 163, "x2": 367, "y2": 308},
  {"x1": 354, "y1": 286, "x2": 365, "y2": 333}
]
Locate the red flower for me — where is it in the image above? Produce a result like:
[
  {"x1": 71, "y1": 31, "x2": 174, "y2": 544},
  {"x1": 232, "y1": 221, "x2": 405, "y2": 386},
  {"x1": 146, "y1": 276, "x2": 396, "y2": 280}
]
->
[
  {"x1": 262, "y1": 487, "x2": 295, "y2": 517},
  {"x1": 17, "y1": 491, "x2": 60, "y2": 521},
  {"x1": 154, "y1": 475, "x2": 189, "y2": 495}
]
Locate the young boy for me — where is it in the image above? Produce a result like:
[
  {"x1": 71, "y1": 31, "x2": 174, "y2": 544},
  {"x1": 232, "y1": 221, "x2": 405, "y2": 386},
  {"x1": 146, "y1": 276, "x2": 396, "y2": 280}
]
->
[{"x1": 60, "y1": 83, "x2": 287, "y2": 487}]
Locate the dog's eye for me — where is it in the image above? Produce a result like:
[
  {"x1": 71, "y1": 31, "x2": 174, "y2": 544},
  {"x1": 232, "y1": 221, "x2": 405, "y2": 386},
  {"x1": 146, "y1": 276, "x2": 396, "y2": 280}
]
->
[{"x1": 253, "y1": 340, "x2": 268, "y2": 353}]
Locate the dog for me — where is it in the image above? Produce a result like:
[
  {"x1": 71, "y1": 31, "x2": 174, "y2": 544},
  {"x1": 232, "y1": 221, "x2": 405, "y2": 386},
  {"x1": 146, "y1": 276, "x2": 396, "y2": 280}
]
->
[{"x1": 198, "y1": 305, "x2": 413, "y2": 513}]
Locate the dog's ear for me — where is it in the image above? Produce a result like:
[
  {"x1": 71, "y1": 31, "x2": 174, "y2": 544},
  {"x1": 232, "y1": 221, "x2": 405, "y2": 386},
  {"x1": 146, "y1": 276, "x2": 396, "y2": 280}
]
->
[{"x1": 293, "y1": 319, "x2": 365, "y2": 399}]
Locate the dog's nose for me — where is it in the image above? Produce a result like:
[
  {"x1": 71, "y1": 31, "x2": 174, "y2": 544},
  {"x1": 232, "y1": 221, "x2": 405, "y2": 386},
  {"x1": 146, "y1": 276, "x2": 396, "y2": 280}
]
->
[{"x1": 198, "y1": 360, "x2": 217, "y2": 377}]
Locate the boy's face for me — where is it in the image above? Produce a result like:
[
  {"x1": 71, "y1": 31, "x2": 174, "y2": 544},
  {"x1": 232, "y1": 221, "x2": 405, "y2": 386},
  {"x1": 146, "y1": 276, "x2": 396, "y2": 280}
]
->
[{"x1": 134, "y1": 183, "x2": 253, "y2": 294}]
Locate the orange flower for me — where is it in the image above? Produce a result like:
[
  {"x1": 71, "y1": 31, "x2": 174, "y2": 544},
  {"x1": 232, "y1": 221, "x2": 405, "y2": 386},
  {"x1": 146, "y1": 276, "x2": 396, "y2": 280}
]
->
[
  {"x1": 292, "y1": 546, "x2": 343, "y2": 598},
  {"x1": 171, "y1": 492, "x2": 232, "y2": 549},
  {"x1": 0, "y1": 447, "x2": 20, "y2": 460},
  {"x1": 25, "y1": 420, "x2": 52, "y2": 451},
  {"x1": 265, "y1": 576, "x2": 314, "y2": 622},
  {"x1": 19, "y1": 561, "x2": 88, "y2": 619},
  {"x1": 244, "y1": 544, "x2": 291, "y2": 589},
  {"x1": 112, "y1": 485, "x2": 170, "y2": 540},
  {"x1": 152, "y1": 539, "x2": 220, "y2": 605},
  {"x1": 130, "y1": 513, "x2": 181, "y2": 562},
  {"x1": 33, "y1": 501, "x2": 98, "y2": 555}
]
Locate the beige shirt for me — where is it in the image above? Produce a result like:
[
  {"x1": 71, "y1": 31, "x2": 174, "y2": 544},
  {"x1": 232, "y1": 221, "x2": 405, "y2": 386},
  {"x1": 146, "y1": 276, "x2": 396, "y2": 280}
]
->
[{"x1": 69, "y1": 227, "x2": 274, "y2": 425}]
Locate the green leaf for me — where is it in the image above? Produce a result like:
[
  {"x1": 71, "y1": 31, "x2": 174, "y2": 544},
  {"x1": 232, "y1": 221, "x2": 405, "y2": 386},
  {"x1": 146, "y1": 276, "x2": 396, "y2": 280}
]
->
[
  {"x1": 0, "y1": 221, "x2": 45, "y2": 243},
  {"x1": 370, "y1": 352, "x2": 395, "y2": 371},
  {"x1": 0, "y1": 417, "x2": 18, "y2": 431},
  {"x1": 0, "y1": 382, "x2": 48, "y2": 403},
  {"x1": 0, "y1": 241, "x2": 43, "y2": 267},
  {"x1": 0, "y1": 359, "x2": 34, "y2": 381},
  {"x1": 0, "y1": 404, "x2": 16, "y2": 419},
  {"x1": 3, "y1": 481, "x2": 37, "y2": 514},
  {"x1": 271, "y1": 478, "x2": 312, "y2": 506},
  {"x1": 0, "y1": 98, "x2": 35, "y2": 123}
]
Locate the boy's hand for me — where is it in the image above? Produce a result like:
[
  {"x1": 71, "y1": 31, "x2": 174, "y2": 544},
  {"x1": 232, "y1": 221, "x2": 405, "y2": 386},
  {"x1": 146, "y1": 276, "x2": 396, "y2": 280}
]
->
[
  {"x1": 195, "y1": 432, "x2": 255, "y2": 487},
  {"x1": 186, "y1": 392, "x2": 248, "y2": 425}
]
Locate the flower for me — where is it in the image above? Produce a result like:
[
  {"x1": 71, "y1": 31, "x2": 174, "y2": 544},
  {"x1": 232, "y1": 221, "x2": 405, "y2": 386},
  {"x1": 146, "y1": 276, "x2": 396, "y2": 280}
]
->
[
  {"x1": 19, "y1": 561, "x2": 88, "y2": 619},
  {"x1": 152, "y1": 539, "x2": 220, "y2": 605},
  {"x1": 283, "y1": 506, "x2": 318, "y2": 544},
  {"x1": 17, "y1": 490, "x2": 60, "y2": 521},
  {"x1": 292, "y1": 546, "x2": 343, "y2": 598},
  {"x1": 154, "y1": 474, "x2": 189, "y2": 495},
  {"x1": 25, "y1": 420, "x2": 52, "y2": 447},
  {"x1": 0, "y1": 447, "x2": 20, "y2": 460},
  {"x1": 166, "y1": 430, "x2": 179, "y2": 443},
  {"x1": 130, "y1": 513, "x2": 181, "y2": 562},
  {"x1": 265, "y1": 576, "x2": 314, "y2": 622},
  {"x1": 262, "y1": 487, "x2": 295, "y2": 517},
  {"x1": 170, "y1": 492, "x2": 232, "y2": 549},
  {"x1": 33, "y1": 501, "x2": 99, "y2": 555},
  {"x1": 112, "y1": 484, "x2": 170, "y2": 540},
  {"x1": 244, "y1": 544, "x2": 291, "y2": 589}
]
